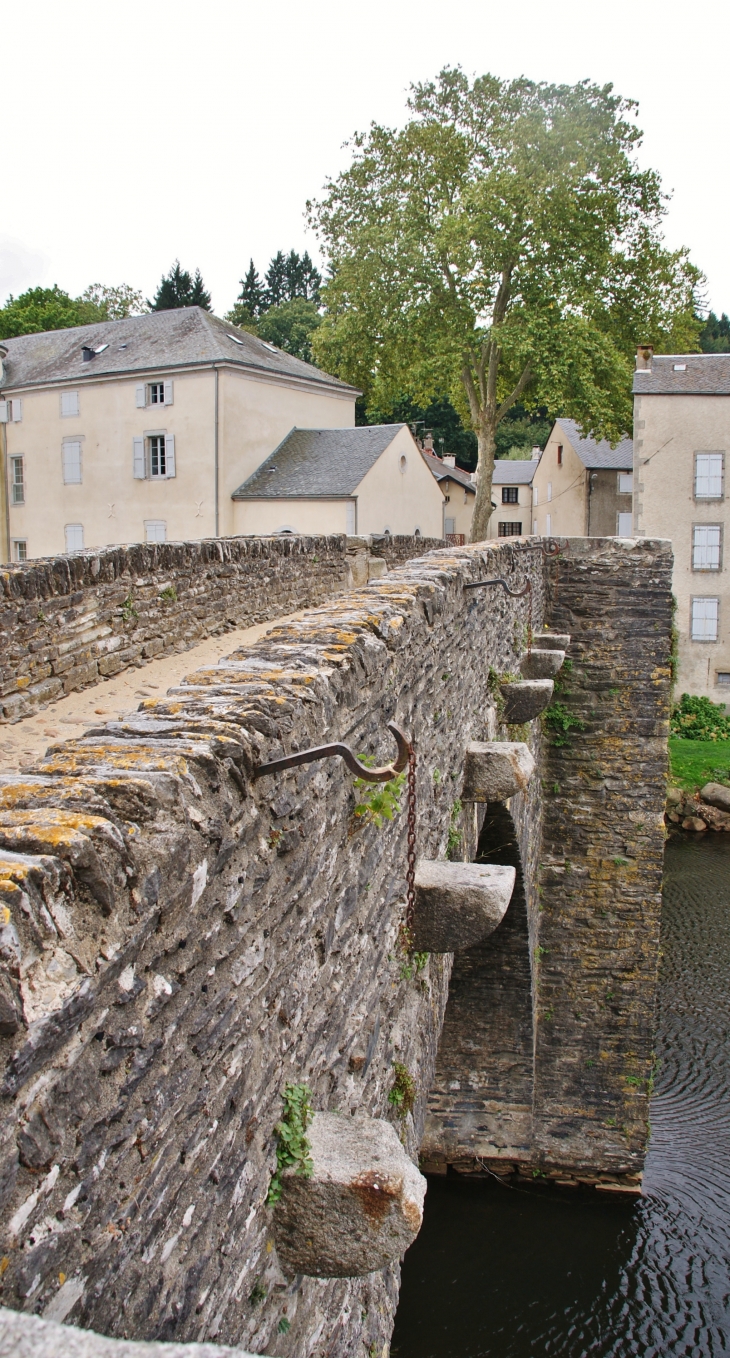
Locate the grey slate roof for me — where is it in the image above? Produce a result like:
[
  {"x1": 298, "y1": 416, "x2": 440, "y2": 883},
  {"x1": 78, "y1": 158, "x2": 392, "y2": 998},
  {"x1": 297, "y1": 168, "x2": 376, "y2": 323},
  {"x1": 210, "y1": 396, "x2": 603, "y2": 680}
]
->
[
  {"x1": 232, "y1": 424, "x2": 405, "y2": 499},
  {"x1": 632, "y1": 353, "x2": 730, "y2": 395},
  {"x1": 0, "y1": 307, "x2": 357, "y2": 396},
  {"x1": 492, "y1": 459, "x2": 539, "y2": 484},
  {"x1": 421, "y1": 449, "x2": 475, "y2": 493},
  {"x1": 556, "y1": 418, "x2": 633, "y2": 470}
]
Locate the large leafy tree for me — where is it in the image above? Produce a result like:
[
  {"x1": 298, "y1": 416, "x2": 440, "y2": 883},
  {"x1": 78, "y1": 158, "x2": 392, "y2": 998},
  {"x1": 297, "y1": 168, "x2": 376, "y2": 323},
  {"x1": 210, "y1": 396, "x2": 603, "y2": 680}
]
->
[
  {"x1": 79, "y1": 283, "x2": 146, "y2": 320},
  {"x1": 257, "y1": 298, "x2": 321, "y2": 362},
  {"x1": 309, "y1": 68, "x2": 703, "y2": 540},
  {"x1": 0, "y1": 285, "x2": 101, "y2": 337},
  {"x1": 149, "y1": 260, "x2": 211, "y2": 311}
]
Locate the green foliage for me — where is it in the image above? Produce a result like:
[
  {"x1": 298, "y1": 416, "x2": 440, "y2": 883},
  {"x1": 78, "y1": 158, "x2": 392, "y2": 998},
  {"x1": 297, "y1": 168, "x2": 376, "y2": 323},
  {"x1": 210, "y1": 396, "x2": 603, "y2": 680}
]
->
[
  {"x1": 79, "y1": 283, "x2": 146, "y2": 320},
  {"x1": 278, "y1": 1318, "x2": 291, "y2": 1334},
  {"x1": 447, "y1": 799, "x2": 462, "y2": 858},
  {"x1": 159, "y1": 585, "x2": 177, "y2": 603},
  {"x1": 149, "y1": 260, "x2": 211, "y2": 311},
  {"x1": 309, "y1": 66, "x2": 702, "y2": 539},
  {"x1": 613, "y1": 856, "x2": 631, "y2": 867},
  {"x1": 121, "y1": 593, "x2": 138, "y2": 623},
  {"x1": 542, "y1": 701, "x2": 586, "y2": 747},
  {"x1": 494, "y1": 406, "x2": 552, "y2": 461},
  {"x1": 669, "y1": 736, "x2": 730, "y2": 792},
  {"x1": 699, "y1": 311, "x2": 730, "y2": 353},
  {"x1": 0, "y1": 285, "x2": 101, "y2": 337},
  {"x1": 267, "y1": 1083, "x2": 313, "y2": 1205},
  {"x1": 249, "y1": 1281, "x2": 267, "y2": 1306},
  {"x1": 388, "y1": 1062, "x2": 416, "y2": 1119},
  {"x1": 353, "y1": 760, "x2": 405, "y2": 826},
  {"x1": 670, "y1": 692, "x2": 730, "y2": 741},
  {"x1": 227, "y1": 250, "x2": 322, "y2": 328},
  {"x1": 257, "y1": 298, "x2": 321, "y2": 363},
  {"x1": 357, "y1": 393, "x2": 478, "y2": 470}
]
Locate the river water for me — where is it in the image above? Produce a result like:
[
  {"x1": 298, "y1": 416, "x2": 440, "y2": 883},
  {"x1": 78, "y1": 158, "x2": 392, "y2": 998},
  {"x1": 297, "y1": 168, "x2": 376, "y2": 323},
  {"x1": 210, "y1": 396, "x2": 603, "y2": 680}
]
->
[{"x1": 393, "y1": 835, "x2": 730, "y2": 1357}]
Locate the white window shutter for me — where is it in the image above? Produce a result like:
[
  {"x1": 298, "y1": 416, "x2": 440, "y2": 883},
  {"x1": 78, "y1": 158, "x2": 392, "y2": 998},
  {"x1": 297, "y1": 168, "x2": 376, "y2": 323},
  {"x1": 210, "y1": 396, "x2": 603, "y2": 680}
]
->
[
  {"x1": 0, "y1": 401, "x2": 7, "y2": 422},
  {"x1": 135, "y1": 384, "x2": 146, "y2": 409},
  {"x1": 163, "y1": 380, "x2": 173, "y2": 405},
  {"x1": 62, "y1": 441, "x2": 82, "y2": 483},
  {"x1": 164, "y1": 434, "x2": 176, "y2": 478},
  {"x1": 12, "y1": 398, "x2": 22, "y2": 422},
  {"x1": 133, "y1": 436, "x2": 146, "y2": 479}
]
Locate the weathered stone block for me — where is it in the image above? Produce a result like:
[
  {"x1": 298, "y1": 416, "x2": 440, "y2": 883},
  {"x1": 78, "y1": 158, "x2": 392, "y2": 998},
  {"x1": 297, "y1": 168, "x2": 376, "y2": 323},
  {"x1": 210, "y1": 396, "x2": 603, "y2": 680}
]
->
[
  {"x1": 367, "y1": 557, "x2": 388, "y2": 581},
  {"x1": 535, "y1": 632, "x2": 570, "y2": 651},
  {"x1": 500, "y1": 679, "x2": 554, "y2": 723},
  {"x1": 413, "y1": 860, "x2": 516, "y2": 951},
  {"x1": 700, "y1": 782, "x2": 730, "y2": 812},
  {"x1": 0, "y1": 1306, "x2": 255, "y2": 1356},
  {"x1": 273, "y1": 1113, "x2": 426, "y2": 1277},
  {"x1": 461, "y1": 741, "x2": 535, "y2": 803},
  {"x1": 519, "y1": 649, "x2": 565, "y2": 679}
]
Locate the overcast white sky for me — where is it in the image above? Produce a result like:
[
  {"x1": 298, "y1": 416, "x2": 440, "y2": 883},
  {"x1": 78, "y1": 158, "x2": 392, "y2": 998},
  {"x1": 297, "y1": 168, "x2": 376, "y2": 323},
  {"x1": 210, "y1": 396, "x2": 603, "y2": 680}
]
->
[{"x1": 3, "y1": 0, "x2": 728, "y2": 317}]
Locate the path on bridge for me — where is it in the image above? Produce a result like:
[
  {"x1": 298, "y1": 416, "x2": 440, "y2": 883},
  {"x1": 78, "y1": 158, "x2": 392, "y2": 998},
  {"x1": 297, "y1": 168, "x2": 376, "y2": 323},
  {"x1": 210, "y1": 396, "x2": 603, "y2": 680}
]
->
[{"x1": 0, "y1": 609, "x2": 303, "y2": 774}]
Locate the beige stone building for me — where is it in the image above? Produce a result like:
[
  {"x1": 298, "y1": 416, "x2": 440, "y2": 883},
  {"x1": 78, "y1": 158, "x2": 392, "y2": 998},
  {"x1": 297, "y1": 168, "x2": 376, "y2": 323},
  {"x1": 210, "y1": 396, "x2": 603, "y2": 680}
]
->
[
  {"x1": 633, "y1": 349, "x2": 730, "y2": 699},
  {"x1": 487, "y1": 460, "x2": 539, "y2": 538},
  {"x1": 0, "y1": 308, "x2": 358, "y2": 560},
  {"x1": 232, "y1": 424, "x2": 444, "y2": 538},
  {"x1": 532, "y1": 419, "x2": 633, "y2": 539},
  {"x1": 420, "y1": 448, "x2": 475, "y2": 541}
]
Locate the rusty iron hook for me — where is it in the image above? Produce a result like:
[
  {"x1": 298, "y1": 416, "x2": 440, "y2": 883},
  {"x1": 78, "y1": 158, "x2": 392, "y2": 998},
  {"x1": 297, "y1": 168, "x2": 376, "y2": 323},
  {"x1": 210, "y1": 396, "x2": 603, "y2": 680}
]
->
[
  {"x1": 464, "y1": 577, "x2": 532, "y2": 598},
  {"x1": 254, "y1": 721, "x2": 411, "y2": 783}
]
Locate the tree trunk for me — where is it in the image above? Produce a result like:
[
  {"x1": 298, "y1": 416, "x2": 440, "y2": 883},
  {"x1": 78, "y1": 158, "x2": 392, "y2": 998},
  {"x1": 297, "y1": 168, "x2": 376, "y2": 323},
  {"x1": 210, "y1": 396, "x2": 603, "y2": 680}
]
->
[{"x1": 470, "y1": 422, "x2": 497, "y2": 543}]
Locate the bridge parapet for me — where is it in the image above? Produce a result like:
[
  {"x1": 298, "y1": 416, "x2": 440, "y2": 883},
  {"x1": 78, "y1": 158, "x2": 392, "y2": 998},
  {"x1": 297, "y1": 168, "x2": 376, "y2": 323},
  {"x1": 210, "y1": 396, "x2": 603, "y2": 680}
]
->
[{"x1": 0, "y1": 537, "x2": 671, "y2": 1357}]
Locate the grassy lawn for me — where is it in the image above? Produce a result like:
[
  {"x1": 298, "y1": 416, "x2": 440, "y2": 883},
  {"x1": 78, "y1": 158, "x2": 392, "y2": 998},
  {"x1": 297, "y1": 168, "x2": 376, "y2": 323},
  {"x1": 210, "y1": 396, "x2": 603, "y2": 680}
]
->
[{"x1": 669, "y1": 736, "x2": 730, "y2": 792}]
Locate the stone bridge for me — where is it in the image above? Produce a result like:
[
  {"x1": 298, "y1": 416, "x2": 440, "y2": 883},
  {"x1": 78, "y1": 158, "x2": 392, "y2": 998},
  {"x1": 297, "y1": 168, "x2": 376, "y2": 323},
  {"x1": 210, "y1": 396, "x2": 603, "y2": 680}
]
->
[{"x1": 0, "y1": 535, "x2": 672, "y2": 1357}]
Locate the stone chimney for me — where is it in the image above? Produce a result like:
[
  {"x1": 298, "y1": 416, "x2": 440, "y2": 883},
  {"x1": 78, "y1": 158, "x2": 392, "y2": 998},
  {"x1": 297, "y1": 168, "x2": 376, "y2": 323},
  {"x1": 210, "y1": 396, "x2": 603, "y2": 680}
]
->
[
  {"x1": 442, "y1": 455, "x2": 456, "y2": 468},
  {"x1": 635, "y1": 344, "x2": 654, "y2": 372},
  {"x1": 423, "y1": 432, "x2": 434, "y2": 452}
]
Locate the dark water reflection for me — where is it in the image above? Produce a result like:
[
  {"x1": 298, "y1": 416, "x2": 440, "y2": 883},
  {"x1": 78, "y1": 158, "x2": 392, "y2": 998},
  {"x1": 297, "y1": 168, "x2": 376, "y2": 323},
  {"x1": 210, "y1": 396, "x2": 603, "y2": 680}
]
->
[{"x1": 392, "y1": 835, "x2": 730, "y2": 1356}]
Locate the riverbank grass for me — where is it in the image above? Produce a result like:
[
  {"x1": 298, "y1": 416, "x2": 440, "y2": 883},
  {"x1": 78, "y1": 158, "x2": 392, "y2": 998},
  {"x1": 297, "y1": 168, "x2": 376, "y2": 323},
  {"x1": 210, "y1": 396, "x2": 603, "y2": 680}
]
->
[{"x1": 669, "y1": 737, "x2": 730, "y2": 792}]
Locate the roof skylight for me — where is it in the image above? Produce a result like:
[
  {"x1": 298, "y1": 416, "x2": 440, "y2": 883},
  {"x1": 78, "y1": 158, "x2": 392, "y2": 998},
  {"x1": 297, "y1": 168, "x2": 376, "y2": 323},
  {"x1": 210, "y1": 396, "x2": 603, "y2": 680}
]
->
[
  {"x1": 261, "y1": 342, "x2": 278, "y2": 353},
  {"x1": 673, "y1": 363, "x2": 687, "y2": 371},
  {"x1": 227, "y1": 334, "x2": 245, "y2": 345},
  {"x1": 95, "y1": 344, "x2": 109, "y2": 354}
]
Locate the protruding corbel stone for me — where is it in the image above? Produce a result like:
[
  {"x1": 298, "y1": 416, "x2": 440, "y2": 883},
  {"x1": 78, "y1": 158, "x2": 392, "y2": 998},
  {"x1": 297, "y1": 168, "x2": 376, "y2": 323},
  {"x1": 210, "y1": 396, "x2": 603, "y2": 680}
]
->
[
  {"x1": 461, "y1": 741, "x2": 535, "y2": 803},
  {"x1": 519, "y1": 649, "x2": 565, "y2": 680},
  {"x1": 500, "y1": 679, "x2": 554, "y2": 723},
  {"x1": 273, "y1": 1113, "x2": 426, "y2": 1277},
  {"x1": 413, "y1": 860, "x2": 516, "y2": 952},
  {"x1": 536, "y1": 632, "x2": 570, "y2": 651}
]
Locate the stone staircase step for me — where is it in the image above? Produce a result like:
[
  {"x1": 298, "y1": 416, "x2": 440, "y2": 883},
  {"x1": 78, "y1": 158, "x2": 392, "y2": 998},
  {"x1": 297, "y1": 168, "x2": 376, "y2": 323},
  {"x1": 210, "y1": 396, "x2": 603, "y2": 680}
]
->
[
  {"x1": 500, "y1": 679, "x2": 554, "y2": 723},
  {"x1": 413, "y1": 860, "x2": 516, "y2": 952},
  {"x1": 519, "y1": 649, "x2": 565, "y2": 680},
  {"x1": 461, "y1": 741, "x2": 535, "y2": 802}
]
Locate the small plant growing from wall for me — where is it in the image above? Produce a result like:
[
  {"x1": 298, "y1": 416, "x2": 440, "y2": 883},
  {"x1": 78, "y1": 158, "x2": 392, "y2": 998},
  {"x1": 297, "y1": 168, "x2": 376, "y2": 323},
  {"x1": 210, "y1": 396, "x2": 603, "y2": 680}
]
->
[
  {"x1": 542, "y1": 701, "x2": 586, "y2": 747},
  {"x1": 447, "y1": 799, "x2": 462, "y2": 859},
  {"x1": 353, "y1": 756, "x2": 406, "y2": 826},
  {"x1": 159, "y1": 584, "x2": 178, "y2": 604},
  {"x1": 121, "y1": 592, "x2": 138, "y2": 623},
  {"x1": 267, "y1": 1083, "x2": 313, "y2": 1204},
  {"x1": 388, "y1": 1062, "x2": 416, "y2": 1120}
]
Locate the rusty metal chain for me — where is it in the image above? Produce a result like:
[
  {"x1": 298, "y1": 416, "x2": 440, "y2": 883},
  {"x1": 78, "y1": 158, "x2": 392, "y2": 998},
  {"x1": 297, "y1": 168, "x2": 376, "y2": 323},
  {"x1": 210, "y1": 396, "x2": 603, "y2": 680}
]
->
[{"x1": 405, "y1": 742, "x2": 417, "y2": 938}]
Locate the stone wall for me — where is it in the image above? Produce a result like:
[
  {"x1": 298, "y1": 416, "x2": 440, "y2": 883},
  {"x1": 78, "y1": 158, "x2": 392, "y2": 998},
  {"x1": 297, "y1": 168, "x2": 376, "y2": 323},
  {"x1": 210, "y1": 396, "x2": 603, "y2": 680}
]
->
[
  {"x1": 0, "y1": 540, "x2": 545, "y2": 1356},
  {"x1": 0, "y1": 537, "x2": 671, "y2": 1356},
  {"x1": 0, "y1": 535, "x2": 444, "y2": 723},
  {"x1": 423, "y1": 537, "x2": 673, "y2": 1183}
]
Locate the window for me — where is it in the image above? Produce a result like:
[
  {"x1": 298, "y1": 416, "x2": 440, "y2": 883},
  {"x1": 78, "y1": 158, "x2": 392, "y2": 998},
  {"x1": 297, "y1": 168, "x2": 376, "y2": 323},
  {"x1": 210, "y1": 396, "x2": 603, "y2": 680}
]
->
[
  {"x1": 545, "y1": 513, "x2": 552, "y2": 536},
  {"x1": 691, "y1": 597, "x2": 719, "y2": 642},
  {"x1": 693, "y1": 525, "x2": 722, "y2": 571},
  {"x1": 12, "y1": 539, "x2": 27, "y2": 561},
  {"x1": 444, "y1": 517, "x2": 456, "y2": 535},
  {"x1": 695, "y1": 453, "x2": 724, "y2": 499},
  {"x1": 137, "y1": 380, "x2": 173, "y2": 408},
  {"x1": 557, "y1": 445, "x2": 563, "y2": 466},
  {"x1": 547, "y1": 482, "x2": 552, "y2": 502},
  {"x1": 617, "y1": 513, "x2": 633, "y2": 537},
  {"x1": 10, "y1": 456, "x2": 24, "y2": 504},
  {"x1": 61, "y1": 390, "x2": 79, "y2": 417},
  {"x1": 145, "y1": 520, "x2": 166, "y2": 543},
  {"x1": 498, "y1": 521, "x2": 522, "y2": 537},
  {"x1": 400, "y1": 454, "x2": 407, "y2": 473},
  {"x1": 149, "y1": 435, "x2": 167, "y2": 478},
  {"x1": 716, "y1": 672, "x2": 730, "y2": 686},
  {"x1": 618, "y1": 472, "x2": 633, "y2": 494},
  {"x1": 62, "y1": 441, "x2": 82, "y2": 484},
  {"x1": 65, "y1": 523, "x2": 84, "y2": 552},
  {"x1": 533, "y1": 520, "x2": 538, "y2": 534},
  {"x1": 533, "y1": 487, "x2": 539, "y2": 506},
  {"x1": 502, "y1": 487, "x2": 519, "y2": 504}
]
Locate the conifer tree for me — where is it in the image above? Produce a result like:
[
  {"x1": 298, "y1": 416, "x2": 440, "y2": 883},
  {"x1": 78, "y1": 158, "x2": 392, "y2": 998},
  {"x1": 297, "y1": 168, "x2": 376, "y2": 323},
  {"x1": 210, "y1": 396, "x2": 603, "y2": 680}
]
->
[{"x1": 149, "y1": 261, "x2": 211, "y2": 311}]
